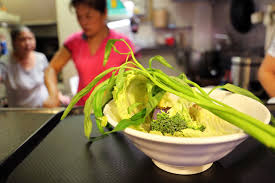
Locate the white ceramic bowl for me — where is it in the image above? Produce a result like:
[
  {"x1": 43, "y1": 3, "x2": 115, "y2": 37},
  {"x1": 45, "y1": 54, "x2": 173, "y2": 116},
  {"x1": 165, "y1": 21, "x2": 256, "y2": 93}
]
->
[{"x1": 103, "y1": 89, "x2": 271, "y2": 175}]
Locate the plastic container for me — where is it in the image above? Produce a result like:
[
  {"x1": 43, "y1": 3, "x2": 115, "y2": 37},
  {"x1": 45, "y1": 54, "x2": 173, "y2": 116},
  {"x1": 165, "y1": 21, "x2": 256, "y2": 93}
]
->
[{"x1": 153, "y1": 9, "x2": 168, "y2": 28}]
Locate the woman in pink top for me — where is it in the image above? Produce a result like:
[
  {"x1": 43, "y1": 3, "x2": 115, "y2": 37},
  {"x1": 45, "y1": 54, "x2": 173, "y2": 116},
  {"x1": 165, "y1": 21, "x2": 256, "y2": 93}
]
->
[{"x1": 44, "y1": 0, "x2": 135, "y2": 107}]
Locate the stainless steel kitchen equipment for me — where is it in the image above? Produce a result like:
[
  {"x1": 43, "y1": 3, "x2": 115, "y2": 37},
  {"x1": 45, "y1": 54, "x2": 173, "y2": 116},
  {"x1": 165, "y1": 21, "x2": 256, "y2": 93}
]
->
[{"x1": 231, "y1": 56, "x2": 262, "y2": 89}]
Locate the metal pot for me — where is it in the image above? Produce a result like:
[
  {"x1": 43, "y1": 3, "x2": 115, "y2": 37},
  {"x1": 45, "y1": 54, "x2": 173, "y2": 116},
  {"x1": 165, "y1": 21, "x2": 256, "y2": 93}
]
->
[{"x1": 230, "y1": 56, "x2": 262, "y2": 89}]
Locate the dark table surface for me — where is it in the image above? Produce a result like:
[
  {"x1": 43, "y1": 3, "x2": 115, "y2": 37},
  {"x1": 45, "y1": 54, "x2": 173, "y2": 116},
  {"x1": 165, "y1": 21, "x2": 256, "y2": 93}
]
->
[
  {"x1": 1, "y1": 106, "x2": 275, "y2": 183},
  {"x1": 0, "y1": 108, "x2": 63, "y2": 181},
  {"x1": 0, "y1": 110, "x2": 52, "y2": 163}
]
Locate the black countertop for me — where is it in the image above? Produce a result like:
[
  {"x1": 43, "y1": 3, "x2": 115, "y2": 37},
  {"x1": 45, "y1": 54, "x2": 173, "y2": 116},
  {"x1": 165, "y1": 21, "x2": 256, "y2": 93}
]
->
[
  {"x1": 0, "y1": 108, "x2": 63, "y2": 181},
  {"x1": 0, "y1": 111, "x2": 52, "y2": 163},
  {"x1": 1, "y1": 107, "x2": 275, "y2": 183}
]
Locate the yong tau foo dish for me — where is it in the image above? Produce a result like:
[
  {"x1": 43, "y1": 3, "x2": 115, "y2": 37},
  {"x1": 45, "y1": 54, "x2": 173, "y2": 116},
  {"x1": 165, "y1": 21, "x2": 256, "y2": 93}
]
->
[{"x1": 61, "y1": 39, "x2": 274, "y2": 174}]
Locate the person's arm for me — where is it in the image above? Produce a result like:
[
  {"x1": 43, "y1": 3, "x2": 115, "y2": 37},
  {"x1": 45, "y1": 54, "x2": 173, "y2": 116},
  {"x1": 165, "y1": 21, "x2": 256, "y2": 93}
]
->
[
  {"x1": 258, "y1": 54, "x2": 275, "y2": 97},
  {"x1": 43, "y1": 47, "x2": 71, "y2": 108}
]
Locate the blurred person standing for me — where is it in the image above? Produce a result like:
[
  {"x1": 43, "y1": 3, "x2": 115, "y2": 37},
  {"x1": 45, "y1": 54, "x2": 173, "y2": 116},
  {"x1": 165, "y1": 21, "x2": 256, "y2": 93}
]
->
[
  {"x1": 0, "y1": 25, "x2": 68, "y2": 107},
  {"x1": 43, "y1": 0, "x2": 135, "y2": 107}
]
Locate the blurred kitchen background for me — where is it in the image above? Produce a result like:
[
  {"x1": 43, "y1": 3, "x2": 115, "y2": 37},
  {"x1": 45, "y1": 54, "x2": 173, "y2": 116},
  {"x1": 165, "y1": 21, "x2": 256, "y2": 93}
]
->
[{"x1": 0, "y1": 0, "x2": 275, "y2": 101}]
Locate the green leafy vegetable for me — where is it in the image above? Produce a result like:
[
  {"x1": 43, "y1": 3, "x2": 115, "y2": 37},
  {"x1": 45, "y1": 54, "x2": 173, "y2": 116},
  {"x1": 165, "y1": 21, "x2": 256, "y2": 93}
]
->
[
  {"x1": 210, "y1": 83, "x2": 275, "y2": 126},
  {"x1": 148, "y1": 55, "x2": 174, "y2": 69},
  {"x1": 61, "y1": 39, "x2": 275, "y2": 150}
]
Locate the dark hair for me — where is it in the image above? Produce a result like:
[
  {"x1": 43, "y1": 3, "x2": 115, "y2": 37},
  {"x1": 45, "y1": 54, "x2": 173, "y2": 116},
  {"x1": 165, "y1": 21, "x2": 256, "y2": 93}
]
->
[
  {"x1": 11, "y1": 25, "x2": 33, "y2": 43},
  {"x1": 70, "y1": 0, "x2": 106, "y2": 14}
]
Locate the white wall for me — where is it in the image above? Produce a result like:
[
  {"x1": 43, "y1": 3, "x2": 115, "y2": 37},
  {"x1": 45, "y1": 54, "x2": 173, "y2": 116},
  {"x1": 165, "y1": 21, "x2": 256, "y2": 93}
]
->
[
  {"x1": 56, "y1": 0, "x2": 81, "y2": 94},
  {"x1": 56, "y1": 0, "x2": 81, "y2": 45}
]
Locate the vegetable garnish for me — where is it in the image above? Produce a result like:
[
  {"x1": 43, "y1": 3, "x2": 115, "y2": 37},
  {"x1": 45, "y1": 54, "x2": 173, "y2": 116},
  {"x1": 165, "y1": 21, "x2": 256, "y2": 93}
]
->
[
  {"x1": 61, "y1": 39, "x2": 275, "y2": 149},
  {"x1": 151, "y1": 111, "x2": 206, "y2": 135}
]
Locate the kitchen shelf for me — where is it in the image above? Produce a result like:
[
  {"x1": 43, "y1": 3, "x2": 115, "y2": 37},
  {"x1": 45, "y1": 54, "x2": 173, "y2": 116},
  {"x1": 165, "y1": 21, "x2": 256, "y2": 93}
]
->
[
  {"x1": 107, "y1": 14, "x2": 132, "y2": 21},
  {"x1": 23, "y1": 20, "x2": 56, "y2": 26},
  {"x1": 0, "y1": 11, "x2": 20, "y2": 24},
  {"x1": 154, "y1": 25, "x2": 193, "y2": 31},
  {"x1": 138, "y1": 44, "x2": 176, "y2": 53}
]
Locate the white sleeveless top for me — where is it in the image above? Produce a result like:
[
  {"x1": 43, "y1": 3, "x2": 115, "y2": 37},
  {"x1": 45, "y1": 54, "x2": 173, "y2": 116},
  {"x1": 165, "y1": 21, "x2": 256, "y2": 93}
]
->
[{"x1": 0, "y1": 51, "x2": 49, "y2": 107}]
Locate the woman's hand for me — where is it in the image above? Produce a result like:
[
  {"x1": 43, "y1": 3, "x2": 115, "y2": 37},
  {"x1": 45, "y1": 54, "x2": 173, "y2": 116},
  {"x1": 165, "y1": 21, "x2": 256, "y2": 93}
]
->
[
  {"x1": 58, "y1": 92, "x2": 71, "y2": 106},
  {"x1": 43, "y1": 95, "x2": 60, "y2": 108}
]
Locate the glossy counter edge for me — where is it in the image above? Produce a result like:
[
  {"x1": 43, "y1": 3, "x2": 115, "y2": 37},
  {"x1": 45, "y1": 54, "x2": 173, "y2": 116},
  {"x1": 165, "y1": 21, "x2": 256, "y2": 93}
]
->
[
  {"x1": 0, "y1": 107, "x2": 65, "y2": 114},
  {"x1": 0, "y1": 111, "x2": 64, "y2": 181}
]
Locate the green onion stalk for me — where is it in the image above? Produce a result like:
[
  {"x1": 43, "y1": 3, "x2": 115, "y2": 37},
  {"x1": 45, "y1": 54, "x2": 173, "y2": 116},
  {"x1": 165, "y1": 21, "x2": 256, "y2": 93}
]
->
[{"x1": 61, "y1": 39, "x2": 275, "y2": 150}]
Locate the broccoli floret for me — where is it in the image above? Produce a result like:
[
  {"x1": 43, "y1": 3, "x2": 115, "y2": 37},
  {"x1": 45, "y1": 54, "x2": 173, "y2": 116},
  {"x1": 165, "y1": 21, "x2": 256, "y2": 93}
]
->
[
  {"x1": 151, "y1": 111, "x2": 205, "y2": 135},
  {"x1": 151, "y1": 112, "x2": 188, "y2": 135}
]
